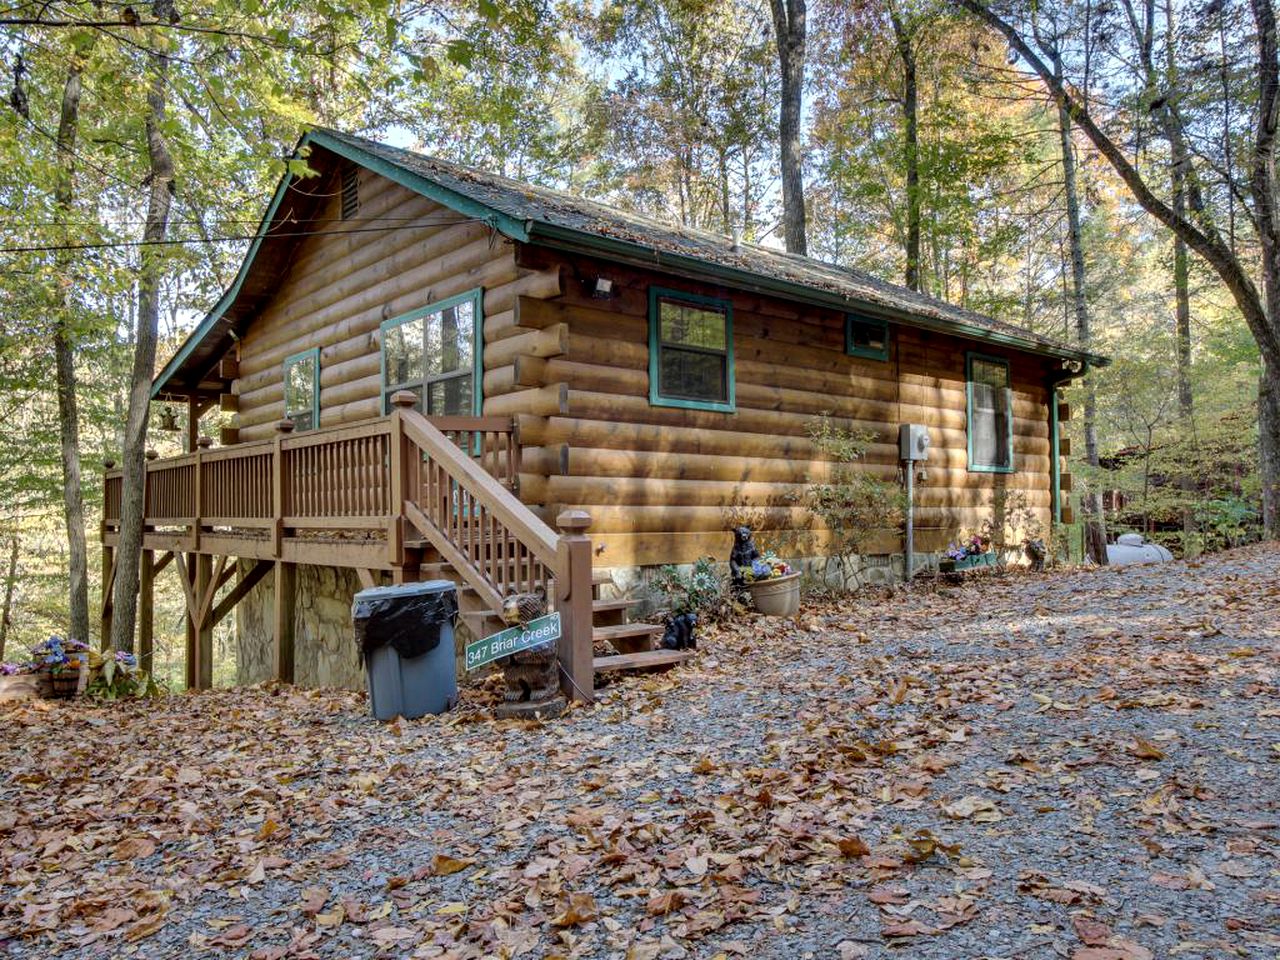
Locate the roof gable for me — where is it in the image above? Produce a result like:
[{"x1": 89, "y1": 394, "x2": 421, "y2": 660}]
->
[{"x1": 154, "y1": 128, "x2": 1104, "y2": 398}]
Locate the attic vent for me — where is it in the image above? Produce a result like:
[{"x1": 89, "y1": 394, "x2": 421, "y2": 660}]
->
[{"x1": 340, "y1": 167, "x2": 359, "y2": 220}]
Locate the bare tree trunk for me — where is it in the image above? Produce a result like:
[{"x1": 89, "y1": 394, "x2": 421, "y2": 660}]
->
[
  {"x1": 110, "y1": 37, "x2": 174, "y2": 653},
  {"x1": 1263, "y1": 357, "x2": 1280, "y2": 535},
  {"x1": 52, "y1": 62, "x2": 90, "y2": 644},
  {"x1": 1056, "y1": 96, "x2": 1108, "y2": 564},
  {"x1": 0, "y1": 535, "x2": 17, "y2": 661},
  {"x1": 889, "y1": 6, "x2": 921, "y2": 291},
  {"x1": 770, "y1": 0, "x2": 807, "y2": 255}
]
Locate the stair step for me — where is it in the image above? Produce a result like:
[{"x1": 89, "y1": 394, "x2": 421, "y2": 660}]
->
[
  {"x1": 592, "y1": 621, "x2": 662, "y2": 642},
  {"x1": 593, "y1": 650, "x2": 695, "y2": 674},
  {"x1": 593, "y1": 621, "x2": 662, "y2": 656},
  {"x1": 591, "y1": 598, "x2": 633, "y2": 614}
]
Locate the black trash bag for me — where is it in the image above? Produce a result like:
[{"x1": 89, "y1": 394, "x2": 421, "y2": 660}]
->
[{"x1": 353, "y1": 584, "x2": 458, "y2": 664}]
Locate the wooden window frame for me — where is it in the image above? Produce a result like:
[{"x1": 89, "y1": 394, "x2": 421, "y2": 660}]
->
[
  {"x1": 282, "y1": 347, "x2": 320, "y2": 432},
  {"x1": 378, "y1": 287, "x2": 484, "y2": 417},
  {"x1": 966, "y1": 351, "x2": 1015, "y2": 474},
  {"x1": 648, "y1": 286, "x2": 736, "y2": 413},
  {"x1": 845, "y1": 314, "x2": 890, "y2": 361}
]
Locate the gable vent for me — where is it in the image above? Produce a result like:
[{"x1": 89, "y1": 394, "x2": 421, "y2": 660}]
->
[{"x1": 340, "y1": 167, "x2": 359, "y2": 220}]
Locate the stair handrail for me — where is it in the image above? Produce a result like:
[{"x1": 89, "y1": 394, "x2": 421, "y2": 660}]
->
[{"x1": 396, "y1": 406, "x2": 559, "y2": 568}]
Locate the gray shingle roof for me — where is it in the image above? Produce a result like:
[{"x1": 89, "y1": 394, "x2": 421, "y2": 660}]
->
[{"x1": 318, "y1": 128, "x2": 1101, "y2": 365}]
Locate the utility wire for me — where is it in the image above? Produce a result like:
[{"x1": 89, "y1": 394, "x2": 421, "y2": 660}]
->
[{"x1": 0, "y1": 218, "x2": 486, "y2": 255}]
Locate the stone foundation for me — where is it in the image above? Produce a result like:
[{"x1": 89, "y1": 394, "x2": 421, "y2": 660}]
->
[{"x1": 236, "y1": 563, "x2": 365, "y2": 689}]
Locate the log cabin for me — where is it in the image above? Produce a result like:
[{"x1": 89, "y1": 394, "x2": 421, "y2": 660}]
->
[{"x1": 103, "y1": 128, "x2": 1105, "y2": 698}]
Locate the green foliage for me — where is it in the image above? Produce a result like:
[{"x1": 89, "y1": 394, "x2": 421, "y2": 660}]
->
[
  {"x1": 85, "y1": 656, "x2": 166, "y2": 701},
  {"x1": 650, "y1": 558, "x2": 733, "y2": 621},
  {"x1": 804, "y1": 416, "x2": 906, "y2": 586}
]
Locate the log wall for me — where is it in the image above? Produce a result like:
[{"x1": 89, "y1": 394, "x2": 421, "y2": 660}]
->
[
  {"x1": 500, "y1": 247, "x2": 1057, "y2": 567},
  {"x1": 230, "y1": 167, "x2": 527, "y2": 441},
  {"x1": 226, "y1": 163, "x2": 1057, "y2": 573}
]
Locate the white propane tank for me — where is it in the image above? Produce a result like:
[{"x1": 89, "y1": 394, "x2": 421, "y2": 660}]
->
[{"x1": 1105, "y1": 533, "x2": 1174, "y2": 566}]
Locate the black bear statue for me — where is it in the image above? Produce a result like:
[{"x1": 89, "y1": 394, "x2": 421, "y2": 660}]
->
[
  {"x1": 729, "y1": 526, "x2": 762, "y2": 588},
  {"x1": 659, "y1": 612, "x2": 698, "y2": 651}
]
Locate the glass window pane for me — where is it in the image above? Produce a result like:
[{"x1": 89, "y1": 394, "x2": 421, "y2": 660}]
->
[
  {"x1": 384, "y1": 317, "x2": 424, "y2": 388},
  {"x1": 660, "y1": 300, "x2": 726, "y2": 351},
  {"x1": 849, "y1": 318, "x2": 887, "y2": 355},
  {"x1": 659, "y1": 348, "x2": 726, "y2": 403},
  {"x1": 970, "y1": 360, "x2": 1010, "y2": 468},
  {"x1": 285, "y1": 354, "x2": 315, "y2": 419}
]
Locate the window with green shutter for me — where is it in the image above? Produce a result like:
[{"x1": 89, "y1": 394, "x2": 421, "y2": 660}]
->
[
  {"x1": 648, "y1": 287, "x2": 735, "y2": 412},
  {"x1": 283, "y1": 348, "x2": 319, "y2": 432},
  {"x1": 966, "y1": 353, "x2": 1014, "y2": 472}
]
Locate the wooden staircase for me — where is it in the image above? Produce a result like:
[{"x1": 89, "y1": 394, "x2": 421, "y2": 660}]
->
[{"x1": 427, "y1": 559, "x2": 693, "y2": 678}]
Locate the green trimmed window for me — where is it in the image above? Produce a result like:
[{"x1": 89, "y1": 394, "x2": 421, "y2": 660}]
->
[
  {"x1": 283, "y1": 348, "x2": 319, "y2": 432},
  {"x1": 648, "y1": 287, "x2": 734, "y2": 412},
  {"x1": 846, "y1": 315, "x2": 889, "y2": 360},
  {"x1": 966, "y1": 353, "x2": 1014, "y2": 472},
  {"x1": 380, "y1": 289, "x2": 483, "y2": 416}
]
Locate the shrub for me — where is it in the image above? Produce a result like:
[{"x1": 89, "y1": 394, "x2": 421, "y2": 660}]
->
[
  {"x1": 804, "y1": 415, "x2": 905, "y2": 587},
  {"x1": 650, "y1": 557, "x2": 734, "y2": 621}
]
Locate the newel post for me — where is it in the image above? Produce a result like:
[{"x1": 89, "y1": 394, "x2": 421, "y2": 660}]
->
[
  {"x1": 388, "y1": 391, "x2": 416, "y2": 572},
  {"x1": 555, "y1": 509, "x2": 594, "y2": 703},
  {"x1": 272, "y1": 419, "x2": 294, "y2": 557}
]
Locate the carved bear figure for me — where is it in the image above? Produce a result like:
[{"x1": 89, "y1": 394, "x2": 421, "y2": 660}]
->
[
  {"x1": 1023, "y1": 538, "x2": 1047, "y2": 572},
  {"x1": 495, "y1": 589, "x2": 565, "y2": 719},
  {"x1": 659, "y1": 612, "x2": 698, "y2": 651},
  {"x1": 729, "y1": 526, "x2": 762, "y2": 588}
]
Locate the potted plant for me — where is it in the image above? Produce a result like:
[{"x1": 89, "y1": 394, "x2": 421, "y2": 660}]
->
[
  {"x1": 939, "y1": 533, "x2": 996, "y2": 573},
  {"x1": 32, "y1": 636, "x2": 91, "y2": 699},
  {"x1": 742, "y1": 553, "x2": 801, "y2": 616}
]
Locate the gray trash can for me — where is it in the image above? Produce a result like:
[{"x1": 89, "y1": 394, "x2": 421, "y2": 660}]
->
[{"x1": 353, "y1": 580, "x2": 458, "y2": 720}]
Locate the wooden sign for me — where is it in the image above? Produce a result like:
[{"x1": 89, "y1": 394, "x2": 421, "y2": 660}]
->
[{"x1": 465, "y1": 612, "x2": 561, "y2": 671}]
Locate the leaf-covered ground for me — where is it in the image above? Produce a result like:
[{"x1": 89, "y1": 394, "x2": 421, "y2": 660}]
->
[{"x1": 3, "y1": 545, "x2": 1279, "y2": 959}]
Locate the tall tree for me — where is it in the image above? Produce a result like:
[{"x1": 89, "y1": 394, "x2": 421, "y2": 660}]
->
[
  {"x1": 52, "y1": 58, "x2": 90, "y2": 643},
  {"x1": 770, "y1": 0, "x2": 807, "y2": 254},
  {"x1": 887, "y1": 0, "x2": 921, "y2": 290},
  {"x1": 110, "y1": 4, "x2": 175, "y2": 654},
  {"x1": 954, "y1": 0, "x2": 1280, "y2": 538}
]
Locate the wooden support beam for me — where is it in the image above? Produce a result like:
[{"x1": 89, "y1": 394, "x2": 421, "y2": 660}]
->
[
  {"x1": 211, "y1": 559, "x2": 273, "y2": 627},
  {"x1": 195, "y1": 554, "x2": 214, "y2": 690},
  {"x1": 139, "y1": 550, "x2": 154, "y2": 675},
  {"x1": 1057, "y1": 402, "x2": 1072, "y2": 422},
  {"x1": 153, "y1": 550, "x2": 174, "y2": 576},
  {"x1": 195, "y1": 555, "x2": 230, "y2": 629},
  {"x1": 219, "y1": 392, "x2": 239, "y2": 413},
  {"x1": 99, "y1": 545, "x2": 115, "y2": 651},
  {"x1": 218, "y1": 356, "x2": 239, "y2": 379},
  {"x1": 356, "y1": 568, "x2": 378, "y2": 591},
  {"x1": 1058, "y1": 437, "x2": 1071, "y2": 456},
  {"x1": 220, "y1": 427, "x2": 240, "y2": 446},
  {"x1": 273, "y1": 561, "x2": 296, "y2": 683}
]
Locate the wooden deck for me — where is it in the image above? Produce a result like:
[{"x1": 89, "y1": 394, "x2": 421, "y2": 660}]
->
[{"x1": 102, "y1": 399, "x2": 600, "y2": 697}]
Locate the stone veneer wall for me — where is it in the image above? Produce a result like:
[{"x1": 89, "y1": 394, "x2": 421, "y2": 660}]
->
[{"x1": 236, "y1": 562, "x2": 365, "y2": 689}]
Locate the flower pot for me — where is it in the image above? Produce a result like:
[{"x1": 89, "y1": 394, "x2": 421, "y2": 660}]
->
[
  {"x1": 745, "y1": 571, "x2": 801, "y2": 616},
  {"x1": 940, "y1": 551, "x2": 997, "y2": 573},
  {"x1": 46, "y1": 662, "x2": 87, "y2": 699}
]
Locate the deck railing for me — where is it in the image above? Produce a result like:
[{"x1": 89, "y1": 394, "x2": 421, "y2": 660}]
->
[
  {"x1": 103, "y1": 414, "x2": 522, "y2": 537},
  {"x1": 101, "y1": 405, "x2": 594, "y2": 699}
]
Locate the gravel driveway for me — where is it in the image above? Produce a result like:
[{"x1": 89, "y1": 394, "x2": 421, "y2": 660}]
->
[{"x1": 2, "y1": 544, "x2": 1277, "y2": 959}]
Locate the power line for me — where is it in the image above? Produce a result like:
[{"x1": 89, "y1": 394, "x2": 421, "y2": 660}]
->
[{"x1": 0, "y1": 217, "x2": 487, "y2": 255}]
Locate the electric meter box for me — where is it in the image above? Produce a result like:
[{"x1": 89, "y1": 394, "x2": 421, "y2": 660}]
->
[{"x1": 899, "y1": 423, "x2": 931, "y2": 461}]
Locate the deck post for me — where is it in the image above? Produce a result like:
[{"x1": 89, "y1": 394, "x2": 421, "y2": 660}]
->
[
  {"x1": 273, "y1": 560, "x2": 296, "y2": 683},
  {"x1": 99, "y1": 544, "x2": 114, "y2": 651},
  {"x1": 139, "y1": 549, "x2": 154, "y2": 674},
  {"x1": 195, "y1": 553, "x2": 213, "y2": 689},
  {"x1": 555, "y1": 509, "x2": 594, "y2": 703},
  {"x1": 184, "y1": 556, "x2": 197, "y2": 690},
  {"x1": 272, "y1": 419, "x2": 293, "y2": 557}
]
